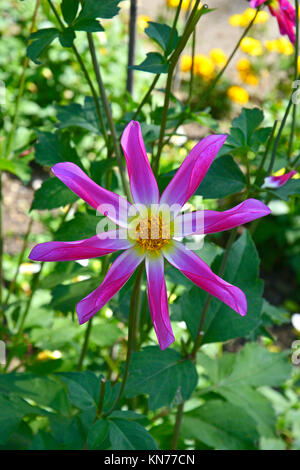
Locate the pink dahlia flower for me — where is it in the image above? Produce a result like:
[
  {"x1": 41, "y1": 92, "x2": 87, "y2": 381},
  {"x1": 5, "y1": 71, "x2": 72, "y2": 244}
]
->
[
  {"x1": 250, "y1": 0, "x2": 296, "y2": 43},
  {"x1": 262, "y1": 170, "x2": 297, "y2": 188},
  {"x1": 29, "y1": 121, "x2": 271, "y2": 350}
]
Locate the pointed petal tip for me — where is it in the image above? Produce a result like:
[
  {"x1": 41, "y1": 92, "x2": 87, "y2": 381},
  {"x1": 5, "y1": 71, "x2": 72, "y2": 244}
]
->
[{"x1": 158, "y1": 334, "x2": 175, "y2": 351}]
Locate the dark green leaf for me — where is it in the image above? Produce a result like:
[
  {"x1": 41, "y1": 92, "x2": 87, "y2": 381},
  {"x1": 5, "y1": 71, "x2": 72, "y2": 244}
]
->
[
  {"x1": 35, "y1": 131, "x2": 82, "y2": 167},
  {"x1": 181, "y1": 400, "x2": 259, "y2": 450},
  {"x1": 31, "y1": 177, "x2": 78, "y2": 210},
  {"x1": 61, "y1": 0, "x2": 79, "y2": 24},
  {"x1": 108, "y1": 418, "x2": 157, "y2": 450},
  {"x1": 56, "y1": 96, "x2": 104, "y2": 134},
  {"x1": 58, "y1": 28, "x2": 76, "y2": 47},
  {"x1": 27, "y1": 28, "x2": 59, "y2": 63},
  {"x1": 131, "y1": 52, "x2": 169, "y2": 74},
  {"x1": 49, "y1": 278, "x2": 100, "y2": 313},
  {"x1": 73, "y1": 18, "x2": 104, "y2": 32},
  {"x1": 88, "y1": 420, "x2": 109, "y2": 450},
  {"x1": 54, "y1": 212, "x2": 103, "y2": 241},
  {"x1": 125, "y1": 346, "x2": 198, "y2": 409},
  {"x1": 268, "y1": 179, "x2": 300, "y2": 201},
  {"x1": 145, "y1": 22, "x2": 179, "y2": 54},
  {"x1": 77, "y1": 0, "x2": 122, "y2": 20},
  {"x1": 201, "y1": 231, "x2": 264, "y2": 343}
]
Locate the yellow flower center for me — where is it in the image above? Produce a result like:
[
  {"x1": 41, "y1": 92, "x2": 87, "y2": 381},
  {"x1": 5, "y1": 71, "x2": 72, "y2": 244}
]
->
[{"x1": 135, "y1": 214, "x2": 171, "y2": 252}]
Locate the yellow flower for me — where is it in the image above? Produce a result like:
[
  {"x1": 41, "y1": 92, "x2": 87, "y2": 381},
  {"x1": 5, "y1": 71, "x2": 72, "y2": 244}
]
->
[
  {"x1": 227, "y1": 86, "x2": 249, "y2": 104},
  {"x1": 276, "y1": 37, "x2": 294, "y2": 55},
  {"x1": 194, "y1": 54, "x2": 215, "y2": 79},
  {"x1": 273, "y1": 168, "x2": 300, "y2": 179},
  {"x1": 37, "y1": 350, "x2": 62, "y2": 361},
  {"x1": 167, "y1": 0, "x2": 200, "y2": 10},
  {"x1": 240, "y1": 37, "x2": 263, "y2": 56},
  {"x1": 230, "y1": 9, "x2": 269, "y2": 26},
  {"x1": 180, "y1": 54, "x2": 193, "y2": 72},
  {"x1": 229, "y1": 14, "x2": 247, "y2": 27},
  {"x1": 137, "y1": 15, "x2": 151, "y2": 32},
  {"x1": 236, "y1": 58, "x2": 251, "y2": 72},
  {"x1": 239, "y1": 71, "x2": 259, "y2": 86},
  {"x1": 209, "y1": 48, "x2": 228, "y2": 68},
  {"x1": 265, "y1": 39, "x2": 279, "y2": 52},
  {"x1": 243, "y1": 8, "x2": 269, "y2": 24}
]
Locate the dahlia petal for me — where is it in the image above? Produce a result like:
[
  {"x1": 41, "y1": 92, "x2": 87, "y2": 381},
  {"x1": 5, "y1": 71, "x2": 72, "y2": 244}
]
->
[
  {"x1": 174, "y1": 199, "x2": 271, "y2": 237},
  {"x1": 262, "y1": 171, "x2": 297, "y2": 189},
  {"x1": 145, "y1": 254, "x2": 175, "y2": 350},
  {"x1": 28, "y1": 230, "x2": 132, "y2": 262},
  {"x1": 121, "y1": 121, "x2": 159, "y2": 205},
  {"x1": 160, "y1": 134, "x2": 227, "y2": 216},
  {"x1": 52, "y1": 162, "x2": 132, "y2": 227},
  {"x1": 76, "y1": 247, "x2": 145, "y2": 324},
  {"x1": 163, "y1": 241, "x2": 247, "y2": 317},
  {"x1": 250, "y1": 0, "x2": 267, "y2": 7}
]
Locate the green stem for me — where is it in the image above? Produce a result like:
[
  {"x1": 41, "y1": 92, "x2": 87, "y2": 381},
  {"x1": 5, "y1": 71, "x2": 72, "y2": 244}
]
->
[
  {"x1": 126, "y1": 0, "x2": 137, "y2": 94},
  {"x1": 4, "y1": 218, "x2": 34, "y2": 305},
  {"x1": 77, "y1": 317, "x2": 93, "y2": 371},
  {"x1": 188, "y1": 28, "x2": 196, "y2": 103},
  {"x1": 191, "y1": 228, "x2": 238, "y2": 359},
  {"x1": 97, "y1": 377, "x2": 106, "y2": 417},
  {"x1": 4, "y1": 0, "x2": 41, "y2": 159},
  {"x1": 86, "y1": 33, "x2": 131, "y2": 202},
  {"x1": 255, "y1": 120, "x2": 278, "y2": 186},
  {"x1": 103, "y1": 264, "x2": 144, "y2": 417},
  {"x1": 152, "y1": 1, "x2": 205, "y2": 176},
  {"x1": 288, "y1": 0, "x2": 299, "y2": 160},
  {"x1": 171, "y1": 402, "x2": 184, "y2": 450}
]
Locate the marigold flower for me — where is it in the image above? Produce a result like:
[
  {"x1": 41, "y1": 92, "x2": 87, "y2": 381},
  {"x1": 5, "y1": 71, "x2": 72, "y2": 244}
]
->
[
  {"x1": 29, "y1": 121, "x2": 270, "y2": 350},
  {"x1": 209, "y1": 48, "x2": 228, "y2": 68},
  {"x1": 180, "y1": 54, "x2": 193, "y2": 72},
  {"x1": 137, "y1": 15, "x2": 151, "y2": 32},
  {"x1": 250, "y1": 0, "x2": 296, "y2": 44},
  {"x1": 275, "y1": 37, "x2": 294, "y2": 55},
  {"x1": 167, "y1": 0, "x2": 201, "y2": 10},
  {"x1": 227, "y1": 85, "x2": 249, "y2": 104},
  {"x1": 241, "y1": 37, "x2": 263, "y2": 56},
  {"x1": 239, "y1": 71, "x2": 259, "y2": 86},
  {"x1": 229, "y1": 8, "x2": 269, "y2": 27},
  {"x1": 236, "y1": 58, "x2": 251, "y2": 72},
  {"x1": 194, "y1": 54, "x2": 215, "y2": 79}
]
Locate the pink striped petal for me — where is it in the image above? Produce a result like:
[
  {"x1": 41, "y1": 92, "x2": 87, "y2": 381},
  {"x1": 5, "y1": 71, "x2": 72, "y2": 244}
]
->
[
  {"x1": 28, "y1": 230, "x2": 132, "y2": 262},
  {"x1": 163, "y1": 241, "x2": 247, "y2": 317},
  {"x1": 174, "y1": 199, "x2": 271, "y2": 237},
  {"x1": 250, "y1": 0, "x2": 266, "y2": 7},
  {"x1": 52, "y1": 162, "x2": 132, "y2": 227},
  {"x1": 76, "y1": 247, "x2": 145, "y2": 324},
  {"x1": 121, "y1": 121, "x2": 159, "y2": 205},
  {"x1": 160, "y1": 135, "x2": 227, "y2": 215},
  {"x1": 262, "y1": 171, "x2": 297, "y2": 189},
  {"x1": 145, "y1": 255, "x2": 175, "y2": 350}
]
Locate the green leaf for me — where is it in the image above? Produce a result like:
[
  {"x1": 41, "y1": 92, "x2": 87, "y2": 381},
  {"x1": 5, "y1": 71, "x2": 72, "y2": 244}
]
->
[
  {"x1": 31, "y1": 177, "x2": 78, "y2": 210},
  {"x1": 61, "y1": 0, "x2": 79, "y2": 25},
  {"x1": 159, "y1": 155, "x2": 246, "y2": 199},
  {"x1": 58, "y1": 371, "x2": 99, "y2": 412},
  {"x1": 268, "y1": 179, "x2": 300, "y2": 201},
  {"x1": 49, "y1": 278, "x2": 100, "y2": 313},
  {"x1": 88, "y1": 420, "x2": 110, "y2": 450},
  {"x1": 131, "y1": 52, "x2": 169, "y2": 74},
  {"x1": 49, "y1": 415, "x2": 86, "y2": 450},
  {"x1": 196, "y1": 155, "x2": 246, "y2": 198},
  {"x1": 125, "y1": 346, "x2": 198, "y2": 409},
  {"x1": 35, "y1": 131, "x2": 82, "y2": 167},
  {"x1": 201, "y1": 231, "x2": 264, "y2": 343},
  {"x1": 108, "y1": 418, "x2": 157, "y2": 450},
  {"x1": 27, "y1": 28, "x2": 59, "y2": 63},
  {"x1": 58, "y1": 28, "x2": 76, "y2": 47},
  {"x1": 40, "y1": 261, "x2": 90, "y2": 289},
  {"x1": 259, "y1": 437, "x2": 286, "y2": 450},
  {"x1": 221, "y1": 343, "x2": 292, "y2": 388},
  {"x1": 54, "y1": 212, "x2": 103, "y2": 241},
  {"x1": 0, "y1": 373, "x2": 70, "y2": 415},
  {"x1": 73, "y1": 18, "x2": 104, "y2": 32},
  {"x1": 57, "y1": 96, "x2": 104, "y2": 134},
  {"x1": 181, "y1": 400, "x2": 259, "y2": 450},
  {"x1": 145, "y1": 22, "x2": 179, "y2": 54},
  {"x1": 77, "y1": 0, "x2": 122, "y2": 20}
]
